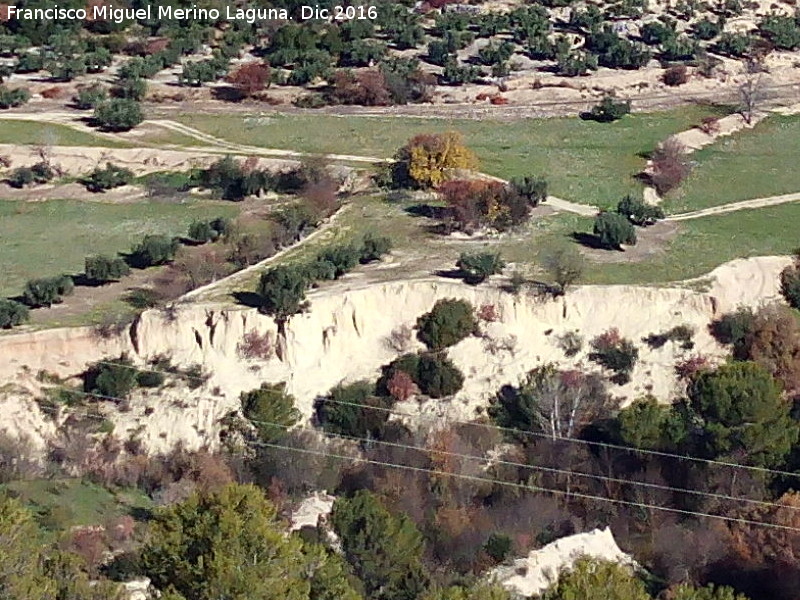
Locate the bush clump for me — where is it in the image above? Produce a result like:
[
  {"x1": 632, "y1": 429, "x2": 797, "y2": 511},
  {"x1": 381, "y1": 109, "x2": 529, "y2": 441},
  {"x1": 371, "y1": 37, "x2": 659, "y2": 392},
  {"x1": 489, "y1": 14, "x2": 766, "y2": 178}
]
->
[
  {"x1": 93, "y1": 98, "x2": 144, "y2": 132},
  {"x1": 359, "y1": 233, "x2": 392, "y2": 263},
  {"x1": 416, "y1": 298, "x2": 477, "y2": 350},
  {"x1": 650, "y1": 137, "x2": 691, "y2": 195},
  {"x1": 589, "y1": 328, "x2": 639, "y2": 384},
  {"x1": 241, "y1": 382, "x2": 300, "y2": 443},
  {"x1": 22, "y1": 275, "x2": 74, "y2": 308},
  {"x1": 84, "y1": 355, "x2": 139, "y2": 399},
  {"x1": 84, "y1": 162, "x2": 134, "y2": 192},
  {"x1": 0, "y1": 299, "x2": 29, "y2": 328},
  {"x1": 585, "y1": 95, "x2": 631, "y2": 122},
  {"x1": 0, "y1": 86, "x2": 30, "y2": 109},
  {"x1": 127, "y1": 235, "x2": 179, "y2": 268},
  {"x1": 74, "y1": 84, "x2": 107, "y2": 110},
  {"x1": 393, "y1": 131, "x2": 477, "y2": 189},
  {"x1": 85, "y1": 255, "x2": 131, "y2": 284},
  {"x1": 7, "y1": 161, "x2": 56, "y2": 188},
  {"x1": 315, "y1": 380, "x2": 392, "y2": 439},
  {"x1": 593, "y1": 212, "x2": 637, "y2": 250},
  {"x1": 188, "y1": 217, "x2": 231, "y2": 243},
  {"x1": 456, "y1": 252, "x2": 505, "y2": 284},
  {"x1": 616, "y1": 195, "x2": 664, "y2": 226},
  {"x1": 256, "y1": 266, "x2": 310, "y2": 321},
  {"x1": 780, "y1": 259, "x2": 800, "y2": 309},
  {"x1": 378, "y1": 352, "x2": 465, "y2": 398}
]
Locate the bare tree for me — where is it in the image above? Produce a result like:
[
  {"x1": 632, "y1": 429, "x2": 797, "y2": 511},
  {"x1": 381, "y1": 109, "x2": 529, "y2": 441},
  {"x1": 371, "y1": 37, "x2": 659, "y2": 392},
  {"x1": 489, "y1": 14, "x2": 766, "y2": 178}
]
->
[
  {"x1": 493, "y1": 364, "x2": 611, "y2": 440},
  {"x1": 541, "y1": 245, "x2": 585, "y2": 295},
  {"x1": 739, "y1": 58, "x2": 766, "y2": 125}
]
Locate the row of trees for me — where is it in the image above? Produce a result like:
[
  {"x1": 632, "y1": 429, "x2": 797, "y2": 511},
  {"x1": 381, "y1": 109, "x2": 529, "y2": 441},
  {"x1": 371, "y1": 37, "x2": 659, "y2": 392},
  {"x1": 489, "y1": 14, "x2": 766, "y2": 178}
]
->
[{"x1": 255, "y1": 233, "x2": 393, "y2": 321}]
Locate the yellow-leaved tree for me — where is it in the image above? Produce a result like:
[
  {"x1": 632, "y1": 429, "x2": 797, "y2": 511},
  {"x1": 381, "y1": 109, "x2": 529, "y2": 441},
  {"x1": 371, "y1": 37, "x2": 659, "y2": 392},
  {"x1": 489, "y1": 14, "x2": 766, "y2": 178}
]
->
[{"x1": 395, "y1": 131, "x2": 478, "y2": 189}]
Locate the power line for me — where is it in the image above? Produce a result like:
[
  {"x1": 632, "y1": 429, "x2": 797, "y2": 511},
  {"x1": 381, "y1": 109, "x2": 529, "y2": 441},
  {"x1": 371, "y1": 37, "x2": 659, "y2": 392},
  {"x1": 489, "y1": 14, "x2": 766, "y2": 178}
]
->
[
  {"x1": 246, "y1": 418, "x2": 800, "y2": 514},
  {"x1": 88, "y1": 360, "x2": 800, "y2": 479},
  {"x1": 251, "y1": 438, "x2": 800, "y2": 533},
  {"x1": 38, "y1": 379, "x2": 800, "y2": 515}
]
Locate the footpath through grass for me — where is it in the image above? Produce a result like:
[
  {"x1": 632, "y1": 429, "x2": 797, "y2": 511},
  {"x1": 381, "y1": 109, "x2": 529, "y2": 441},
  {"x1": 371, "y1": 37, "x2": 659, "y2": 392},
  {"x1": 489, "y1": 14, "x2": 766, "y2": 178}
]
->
[
  {"x1": 663, "y1": 114, "x2": 800, "y2": 213},
  {"x1": 177, "y1": 105, "x2": 725, "y2": 209},
  {"x1": 584, "y1": 202, "x2": 800, "y2": 284},
  {"x1": 0, "y1": 198, "x2": 239, "y2": 297}
]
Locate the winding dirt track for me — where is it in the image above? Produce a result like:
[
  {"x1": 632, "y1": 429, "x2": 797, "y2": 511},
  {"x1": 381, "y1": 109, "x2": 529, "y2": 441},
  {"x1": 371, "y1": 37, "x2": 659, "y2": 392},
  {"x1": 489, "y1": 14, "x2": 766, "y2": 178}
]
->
[{"x1": 1, "y1": 111, "x2": 799, "y2": 221}]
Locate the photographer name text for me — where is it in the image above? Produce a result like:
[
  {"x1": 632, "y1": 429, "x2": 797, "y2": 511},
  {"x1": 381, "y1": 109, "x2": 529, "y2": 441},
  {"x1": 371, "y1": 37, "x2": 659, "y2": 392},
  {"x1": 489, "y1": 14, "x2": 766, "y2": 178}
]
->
[{"x1": 3, "y1": 3, "x2": 378, "y2": 24}]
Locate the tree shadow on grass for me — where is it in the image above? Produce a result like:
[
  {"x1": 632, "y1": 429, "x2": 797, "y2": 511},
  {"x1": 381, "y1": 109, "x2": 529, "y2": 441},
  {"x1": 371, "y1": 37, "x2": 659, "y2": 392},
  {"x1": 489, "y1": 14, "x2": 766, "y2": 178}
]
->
[
  {"x1": 404, "y1": 204, "x2": 451, "y2": 219},
  {"x1": 232, "y1": 291, "x2": 263, "y2": 309},
  {"x1": 571, "y1": 231, "x2": 607, "y2": 249}
]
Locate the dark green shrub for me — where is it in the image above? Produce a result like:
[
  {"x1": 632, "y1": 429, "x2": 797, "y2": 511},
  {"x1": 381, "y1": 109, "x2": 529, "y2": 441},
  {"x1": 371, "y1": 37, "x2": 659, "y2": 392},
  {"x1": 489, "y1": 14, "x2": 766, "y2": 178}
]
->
[
  {"x1": 713, "y1": 32, "x2": 753, "y2": 57},
  {"x1": 22, "y1": 275, "x2": 74, "y2": 308},
  {"x1": 85, "y1": 355, "x2": 138, "y2": 399},
  {"x1": 359, "y1": 233, "x2": 392, "y2": 263},
  {"x1": 781, "y1": 264, "x2": 800, "y2": 309},
  {"x1": 114, "y1": 77, "x2": 147, "y2": 101},
  {"x1": 7, "y1": 166, "x2": 35, "y2": 188},
  {"x1": 616, "y1": 195, "x2": 664, "y2": 226},
  {"x1": 0, "y1": 86, "x2": 30, "y2": 108},
  {"x1": 441, "y1": 58, "x2": 483, "y2": 85},
  {"x1": 643, "y1": 324, "x2": 695, "y2": 350},
  {"x1": 593, "y1": 212, "x2": 637, "y2": 250},
  {"x1": 484, "y1": 533, "x2": 513, "y2": 562},
  {"x1": 315, "y1": 244, "x2": 361, "y2": 278},
  {"x1": 188, "y1": 220, "x2": 216, "y2": 243},
  {"x1": 8, "y1": 161, "x2": 55, "y2": 188},
  {"x1": 84, "y1": 162, "x2": 134, "y2": 192},
  {"x1": 585, "y1": 95, "x2": 631, "y2": 122},
  {"x1": 85, "y1": 255, "x2": 131, "y2": 284},
  {"x1": 709, "y1": 307, "x2": 755, "y2": 348},
  {"x1": 256, "y1": 266, "x2": 309, "y2": 320},
  {"x1": 0, "y1": 299, "x2": 29, "y2": 328},
  {"x1": 415, "y1": 353, "x2": 464, "y2": 397},
  {"x1": 640, "y1": 21, "x2": 676, "y2": 45},
  {"x1": 241, "y1": 382, "x2": 300, "y2": 443},
  {"x1": 456, "y1": 252, "x2": 505, "y2": 284},
  {"x1": 759, "y1": 14, "x2": 800, "y2": 50},
  {"x1": 589, "y1": 329, "x2": 639, "y2": 385},
  {"x1": 15, "y1": 52, "x2": 43, "y2": 74},
  {"x1": 93, "y1": 98, "x2": 144, "y2": 132},
  {"x1": 377, "y1": 351, "x2": 464, "y2": 398},
  {"x1": 136, "y1": 370, "x2": 165, "y2": 388},
  {"x1": 315, "y1": 380, "x2": 392, "y2": 438},
  {"x1": 74, "y1": 84, "x2": 107, "y2": 109},
  {"x1": 416, "y1": 298, "x2": 477, "y2": 350},
  {"x1": 693, "y1": 18, "x2": 723, "y2": 40},
  {"x1": 509, "y1": 176, "x2": 547, "y2": 207},
  {"x1": 127, "y1": 235, "x2": 179, "y2": 268}
]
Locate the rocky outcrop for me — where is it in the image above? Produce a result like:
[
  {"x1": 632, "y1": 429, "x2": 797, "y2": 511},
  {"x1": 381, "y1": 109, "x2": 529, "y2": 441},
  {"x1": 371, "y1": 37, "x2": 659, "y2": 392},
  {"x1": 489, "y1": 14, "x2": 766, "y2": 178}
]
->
[{"x1": 490, "y1": 528, "x2": 637, "y2": 597}]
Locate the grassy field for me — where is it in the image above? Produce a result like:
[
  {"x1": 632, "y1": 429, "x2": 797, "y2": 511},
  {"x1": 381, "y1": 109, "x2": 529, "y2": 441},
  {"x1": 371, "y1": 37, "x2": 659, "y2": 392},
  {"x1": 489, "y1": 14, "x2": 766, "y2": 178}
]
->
[
  {"x1": 177, "y1": 105, "x2": 727, "y2": 209},
  {"x1": 663, "y1": 114, "x2": 800, "y2": 213},
  {"x1": 0, "y1": 198, "x2": 239, "y2": 296},
  {"x1": 584, "y1": 202, "x2": 800, "y2": 284},
  {"x1": 1, "y1": 478, "x2": 151, "y2": 534},
  {"x1": 219, "y1": 195, "x2": 800, "y2": 302},
  {"x1": 0, "y1": 120, "x2": 131, "y2": 147}
]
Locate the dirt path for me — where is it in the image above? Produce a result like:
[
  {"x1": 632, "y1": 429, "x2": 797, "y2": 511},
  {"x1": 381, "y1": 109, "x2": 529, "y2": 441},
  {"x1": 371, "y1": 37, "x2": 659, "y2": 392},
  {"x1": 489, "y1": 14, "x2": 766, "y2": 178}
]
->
[
  {"x1": 147, "y1": 120, "x2": 384, "y2": 164},
  {"x1": 666, "y1": 192, "x2": 800, "y2": 221},
  {"x1": 181, "y1": 203, "x2": 352, "y2": 302}
]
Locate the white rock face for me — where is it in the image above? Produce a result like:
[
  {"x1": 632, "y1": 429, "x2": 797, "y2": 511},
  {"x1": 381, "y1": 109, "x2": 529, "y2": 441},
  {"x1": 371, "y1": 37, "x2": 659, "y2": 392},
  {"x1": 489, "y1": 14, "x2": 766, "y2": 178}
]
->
[
  {"x1": 290, "y1": 492, "x2": 336, "y2": 532},
  {"x1": 122, "y1": 578, "x2": 151, "y2": 600},
  {"x1": 0, "y1": 256, "x2": 790, "y2": 455},
  {"x1": 490, "y1": 528, "x2": 637, "y2": 597}
]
